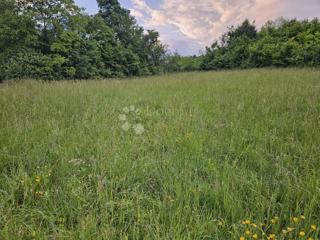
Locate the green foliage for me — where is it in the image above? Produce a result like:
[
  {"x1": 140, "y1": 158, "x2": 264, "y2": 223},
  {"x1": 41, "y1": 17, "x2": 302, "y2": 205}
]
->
[
  {"x1": 0, "y1": 49, "x2": 65, "y2": 80},
  {"x1": 0, "y1": 0, "x2": 166, "y2": 80},
  {"x1": 164, "y1": 53, "x2": 204, "y2": 72},
  {"x1": 202, "y1": 18, "x2": 320, "y2": 70},
  {"x1": 1, "y1": 0, "x2": 319, "y2": 80},
  {"x1": 0, "y1": 0, "x2": 37, "y2": 54},
  {"x1": 97, "y1": 0, "x2": 166, "y2": 76}
]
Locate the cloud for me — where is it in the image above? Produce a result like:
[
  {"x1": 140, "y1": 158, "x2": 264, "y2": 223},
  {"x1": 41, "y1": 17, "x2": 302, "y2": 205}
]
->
[{"x1": 130, "y1": 0, "x2": 320, "y2": 55}]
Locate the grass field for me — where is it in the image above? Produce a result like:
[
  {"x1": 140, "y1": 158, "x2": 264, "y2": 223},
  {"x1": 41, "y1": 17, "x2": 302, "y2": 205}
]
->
[{"x1": 0, "y1": 69, "x2": 320, "y2": 239}]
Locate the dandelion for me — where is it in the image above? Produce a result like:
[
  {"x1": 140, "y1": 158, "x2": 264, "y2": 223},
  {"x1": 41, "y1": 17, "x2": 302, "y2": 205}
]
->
[
  {"x1": 287, "y1": 227, "x2": 294, "y2": 232},
  {"x1": 133, "y1": 123, "x2": 145, "y2": 135},
  {"x1": 121, "y1": 122, "x2": 131, "y2": 131},
  {"x1": 267, "y1": 234, "x2": 276, "y2": 240},
  {"x1": 293, "y1": 217, "x2": 299, "y2": 223},
  {"x1": 299, "y1": 231, "x2": 305, "y2": 237},
  {"x1": 123, "y1": 107, "x2": 130, "y2": 114},
  {"x1": 253, "y1": 234, "x2": 258, "y2": 239},
  {"x1": 118, "y1": 114, "x2": 127, "y2": 121},
  {"x1": 311, "y1": 224, "x2": 317, "y2": 230},
  {"x1": 270, "y1": 234, "x2": 276, "y2": 238},
  {"x1": 245, "y1": 220, "x2": 251, "y2": 225},
  {"x1": 35, "y1": 191, "x2": 46, "y2": 197},
  {"x1": 240, "y1": 237, "x2": 245, "y2": 240}
]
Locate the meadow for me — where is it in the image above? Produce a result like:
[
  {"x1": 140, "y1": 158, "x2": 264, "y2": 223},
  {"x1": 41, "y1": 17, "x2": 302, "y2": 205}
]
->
[{"x1": 0, "y1": 69, "x2": 319, "y2": 239}]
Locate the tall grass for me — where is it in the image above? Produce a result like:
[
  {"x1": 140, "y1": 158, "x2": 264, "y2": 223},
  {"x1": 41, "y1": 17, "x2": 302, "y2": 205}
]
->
[{"x1": 0, "y1": 69, "x2": 319, "y2": 239}]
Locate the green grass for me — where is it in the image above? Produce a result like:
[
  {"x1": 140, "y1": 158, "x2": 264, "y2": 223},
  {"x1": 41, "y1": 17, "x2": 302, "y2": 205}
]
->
[{"x1": 0, "y1": 69, "x2": 320, "y2": 239}]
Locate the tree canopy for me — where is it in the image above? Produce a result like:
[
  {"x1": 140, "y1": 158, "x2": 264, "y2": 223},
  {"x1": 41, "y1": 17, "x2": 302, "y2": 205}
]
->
[
  {"x1": 0, "y1": 1, "x2": 319, "y2": 81},
  {"x1": 0, "y1": 0, "x2": 166, "y2": 80},
  {"x1": 201, "y1": 18, "x2": 320, "y2": 70}
]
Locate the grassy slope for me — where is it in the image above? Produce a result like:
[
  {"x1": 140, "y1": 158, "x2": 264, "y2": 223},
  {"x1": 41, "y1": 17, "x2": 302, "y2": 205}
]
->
[{"x1": 0, "y1": 69, "x2": 319, "y2": 239}]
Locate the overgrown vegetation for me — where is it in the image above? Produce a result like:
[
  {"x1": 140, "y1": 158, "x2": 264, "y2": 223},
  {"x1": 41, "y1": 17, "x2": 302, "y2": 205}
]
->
[
  {"x1": 201, "y1": 19, "x2": 320, "y2": 70},
  {"x1": 1, "y1": 0, "x2": 319, "y2": 80},
  {"x1": 1, "y1": 69, "x2": 320, "y2": 239},
  {"x1": 0, "y1": 0, "x2": 166, "y2": 80}
]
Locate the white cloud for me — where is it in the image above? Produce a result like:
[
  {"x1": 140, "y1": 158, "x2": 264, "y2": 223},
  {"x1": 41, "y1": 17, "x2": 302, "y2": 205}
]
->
[{"x1": 130, "y1": 0, "x2": 320, "y2": 55}]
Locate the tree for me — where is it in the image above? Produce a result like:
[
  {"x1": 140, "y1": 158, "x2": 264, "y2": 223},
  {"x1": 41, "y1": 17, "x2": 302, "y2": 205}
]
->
[
  {"x1": 201, "y1": 18, "x2": 320, "y2": 70},
  {"x1": 0, "y1": 0, "x2": 37, "y2": 54},
  {"x1": 17, "y1": 0, "x2": 81, "y2": 53}
]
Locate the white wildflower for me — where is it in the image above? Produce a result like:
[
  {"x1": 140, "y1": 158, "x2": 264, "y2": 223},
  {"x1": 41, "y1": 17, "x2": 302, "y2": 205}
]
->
[
  {"x1": 121, "y1": 122, "x2": 131, "y2": 131},
  {"x1": 129, "y1": 105, "x2": 135, "y2": 112},
  {"x1": 133, "y1": 123, "x2": 145, "y2": 135},
  {"x1": 123, "y1": 107, "x2": 130, "y2": 114},
  {"x1": 118, "y1": 114, "x2": 127, "y2": 121}
]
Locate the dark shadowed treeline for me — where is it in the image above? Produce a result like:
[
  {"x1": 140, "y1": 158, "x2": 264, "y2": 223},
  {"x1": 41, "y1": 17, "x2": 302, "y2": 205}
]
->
[{"x1": 0, "y1": 0, "x2": 166, "y2": 80}]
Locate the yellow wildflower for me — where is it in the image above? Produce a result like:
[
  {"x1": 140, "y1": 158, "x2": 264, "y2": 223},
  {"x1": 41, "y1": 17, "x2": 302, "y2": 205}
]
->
[
  {"x1": 287, "y1": 227, "x2": 294, "y2": 232},
  {"x1": 308, "y1": 238, "x2": 314, "y2": 240},
  {"x1": 282, "y1": 229, "x2": 288, "y2": 234},
  {"x1": 300, "y1": 215, "x2": 305, "y2": 220},
  {"x1": 311, "y1": 224, "x2": 317, "y2": 230},
  {"x1": 293, "y1": 217, "x2": 299, "y2": 223},
  {"x1": 35, "y1": 176, "x2": 41, "y2": 183},
  {"x1": 268, "y1": 234, "x2": 276, "y2": 240},
  {"x1": 252, "y1": 223, "x2": 257, "y2": 228},
  {"x1": 271, "y1": 219, "x2": 276, "y2": 224},
  {"x1": 245, "y1": 220, "x2": 251, "y2": 224},
  {"x1": 240, "y1": 237, "x2": 245, "y2": 240},
  {"x1": 299, "y1": 231, "x2": 305, "y2": 237},
  {"x1": 245, "y1": 230, "x2": 251, "y2": 235},
  {"x1": 253, "y1": 234, "x2": 258, "y2": 239}
]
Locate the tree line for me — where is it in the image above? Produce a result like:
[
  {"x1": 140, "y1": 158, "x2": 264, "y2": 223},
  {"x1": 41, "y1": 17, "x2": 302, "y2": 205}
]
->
[
  {"x1": 0, "y1": 0, "x2": 166, "y2": 80},
  {"x1": 167, "y1": 18, "x2": 320, "y2": 72},
  {"x1": 1, "y1": 0, "x2": 320, "y2": 81},
  {"x1": 201, "y1": 18, "x2": 320, "y2": 70}
]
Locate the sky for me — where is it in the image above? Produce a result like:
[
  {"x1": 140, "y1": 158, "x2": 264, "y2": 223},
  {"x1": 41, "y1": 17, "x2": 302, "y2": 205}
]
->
[{"x1": 75, "y1": 0, "x2": 320, "y2": 56}]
